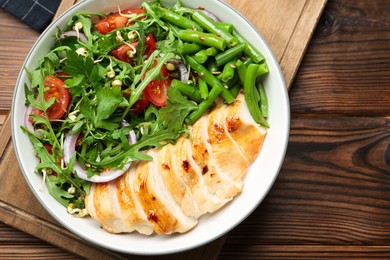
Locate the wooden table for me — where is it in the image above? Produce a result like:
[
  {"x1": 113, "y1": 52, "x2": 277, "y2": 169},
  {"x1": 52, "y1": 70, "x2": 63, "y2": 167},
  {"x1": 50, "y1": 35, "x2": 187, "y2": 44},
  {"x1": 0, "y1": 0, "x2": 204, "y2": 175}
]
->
[{"x1": 1, "y1": 0, "x2": 390, "y2": 258}]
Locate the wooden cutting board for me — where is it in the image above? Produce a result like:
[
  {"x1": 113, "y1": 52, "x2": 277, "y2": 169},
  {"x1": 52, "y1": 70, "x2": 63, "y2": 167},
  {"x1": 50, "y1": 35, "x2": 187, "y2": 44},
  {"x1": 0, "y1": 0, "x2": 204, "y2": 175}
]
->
[{"x1": 0, "y1": 0, "x2": 327, "y2": 258}]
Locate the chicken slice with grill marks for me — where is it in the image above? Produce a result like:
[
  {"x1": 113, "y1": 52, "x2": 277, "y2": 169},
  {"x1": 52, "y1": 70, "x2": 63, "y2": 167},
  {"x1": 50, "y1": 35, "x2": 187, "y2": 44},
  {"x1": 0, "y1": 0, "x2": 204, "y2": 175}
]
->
[
  {"x1": 133, "y1": 149, "x2": 197, "y2": 234},
  {"x1": 86, "y1": 180, "x2": 124, "y2": 233},
  {"x1": 189, "y1": 111, "x2": 243, "y2": 201},
  {"x1": 157, "y1": 144, "x2": 201, "y2": 218},
  {"x1": 85, "y1": 165, "x2": 154, "y2": 235},
  {"x1": 225, "y1": 92, "x2": 267, "y2": 163},
  {"x1": 205, "y1": 101, "x2": 250, "y2": 184},
  {"x1": 172, "y1": 134, "x2": 228, "y2": 214},
  {"x1": 115, "y1": 164, "x2": 154, "y2": 235}
]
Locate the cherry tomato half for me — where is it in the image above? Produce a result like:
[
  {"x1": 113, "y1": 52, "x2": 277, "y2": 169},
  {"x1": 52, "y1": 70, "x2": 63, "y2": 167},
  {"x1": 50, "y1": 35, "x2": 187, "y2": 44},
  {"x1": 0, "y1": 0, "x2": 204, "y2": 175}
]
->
[
  {"x1": 110, "y1": 43, "x2": 137, "y2": 63},
  {"x1": 143, "y1": 77, "x2": 171, "y2": 107},
  {"x1": 143, "y1": 64, "x2": 171, "y2": 107},
  {"x1": 110, "y1": 34, "x2": 157, "y2": 64},
  {"x1": 32, "y1": 76, "x2": 70, "y2": 121},
  {"x1": 95, "y1": 8, "x2": 146, "y2": 34},
  {"x1": 130, "y1": 94, "x2": 149, "y2": 114}
]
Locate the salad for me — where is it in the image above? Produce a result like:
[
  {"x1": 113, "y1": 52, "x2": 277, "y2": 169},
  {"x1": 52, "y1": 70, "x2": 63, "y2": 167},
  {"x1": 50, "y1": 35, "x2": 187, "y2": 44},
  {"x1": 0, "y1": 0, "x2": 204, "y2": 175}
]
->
[{"x1": 22, "y1": 0, "x2": 269, "y2": 216}]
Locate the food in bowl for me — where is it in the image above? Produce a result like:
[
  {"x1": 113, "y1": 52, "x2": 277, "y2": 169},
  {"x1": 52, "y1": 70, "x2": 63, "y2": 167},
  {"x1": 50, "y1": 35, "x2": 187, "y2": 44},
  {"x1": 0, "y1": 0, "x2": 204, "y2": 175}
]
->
[{"x1": 21, "y1": 0, "x2": 270, "y2": 234}]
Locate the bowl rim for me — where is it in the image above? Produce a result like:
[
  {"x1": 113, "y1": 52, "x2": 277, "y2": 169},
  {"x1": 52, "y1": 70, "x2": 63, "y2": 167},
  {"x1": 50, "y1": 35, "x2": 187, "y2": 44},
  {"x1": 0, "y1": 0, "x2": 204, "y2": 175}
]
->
[{"x1": 11, "y1": 0, "x2": 290, "y2": 255}]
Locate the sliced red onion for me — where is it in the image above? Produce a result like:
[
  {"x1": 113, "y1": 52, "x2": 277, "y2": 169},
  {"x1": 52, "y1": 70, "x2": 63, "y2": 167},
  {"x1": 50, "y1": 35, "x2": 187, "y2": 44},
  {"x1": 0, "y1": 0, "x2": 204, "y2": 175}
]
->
[
  {"x1": 177, "y1": 62, "x2": 189, "y2": 82},
  {"x1": 121, "y1": 120, "x2": 137, "y2": 144},
  {"x1": 60, "y1": 30, "x2": 88, "y2": 43},
  {"x1": 168, "y1": 59, "x2": 189, "y2": 82},
  {"x1": 200, "y1": 9, "x2": 221, "y2": 22},
  {"x1": 128, "y1": 129, "x2": 137, "y2": 145},
  {"x1": 24, "y1": 105, "x2": 35, "y2": 133},
  {"x1": 63, "y1": 129, "x2": 137, "y2": 183}
]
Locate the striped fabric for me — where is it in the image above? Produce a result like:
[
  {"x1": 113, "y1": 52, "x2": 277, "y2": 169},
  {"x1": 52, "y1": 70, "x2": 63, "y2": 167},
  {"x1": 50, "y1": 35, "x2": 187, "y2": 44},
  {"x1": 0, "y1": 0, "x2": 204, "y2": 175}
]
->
[{"x1": 0, "y1": 0, "x2": 61, "y2": 32}]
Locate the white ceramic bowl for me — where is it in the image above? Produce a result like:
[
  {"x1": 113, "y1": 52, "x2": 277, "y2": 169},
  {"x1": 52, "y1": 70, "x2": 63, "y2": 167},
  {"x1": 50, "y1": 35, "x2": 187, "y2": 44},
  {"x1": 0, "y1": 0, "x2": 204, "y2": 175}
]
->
[{"x1": 12, "y1": 0, "x2": 290, "y2": 255}]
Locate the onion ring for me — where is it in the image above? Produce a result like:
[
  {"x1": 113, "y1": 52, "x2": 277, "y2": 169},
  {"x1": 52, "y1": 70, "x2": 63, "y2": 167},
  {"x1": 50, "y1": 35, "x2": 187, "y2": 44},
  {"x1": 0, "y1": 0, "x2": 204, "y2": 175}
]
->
[
  {"x1": 63, "y1": 129, "x2": 137, "y2": 183},
  {"x1": 60, "y1": 31, "x2": 88, "y2": 43}
]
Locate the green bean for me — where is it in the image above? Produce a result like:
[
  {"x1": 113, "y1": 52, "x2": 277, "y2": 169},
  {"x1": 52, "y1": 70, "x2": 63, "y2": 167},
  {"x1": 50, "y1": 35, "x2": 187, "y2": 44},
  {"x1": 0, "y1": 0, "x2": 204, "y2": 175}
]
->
[
  {"x1": 224, "y1": 72, "x2": 239, "y2": 88},
  {"x1": 220, "y1": 61, "x2": 236, "y2": 82},
  {"x1": 219, "y1": 86, "x2": 235, "y2": 103},
  {"x1": 205, "y1": 47, "x2": 220, "y2": 56},
  {"x1": 230, "y1": 82, "x2": 241, "y2": 98},
  {"x1": 185, "y1": 55, "x2": 235, "y2": 104},
  {"x1": 198, "y1": 77, "x2": 209, "y2": 99},
  {"x1": 157, "y1": 7, "x2": 203, "y2": 31},
  {"x1": 215, "y1": 22, "x2": 234, "y2": 33},
  {"x1": 257, "y1": 62, "x2": 269, "y2": 76},
  {"x1": 253, "y1": 83, "x2": 261, "y2": 103},
  {"x1": 243, "y1": 57, "x2": 253, "y2": 67},
  {"x1": 194, "y1": 49, "x2": 209, "y2": 64},
  {"x1": 258, "y1": 82, "x2": 268, "y2": 118},
  {"x1": 178, "y1": 30, "x2": 227, "y2": 51},
  {"x1": 207, "y1": 58, "x2": 220, "y2": 74},
  {"x1": 177, "y1": 42, "x2": 203, "y2": 54},
  {"x1": 171, "y1": 79, "x2": 203, "y2": 103},
  {"x1": 185, "y1": 85, "x2": 223, "y2": 124},
  {"x1": 244, "y1": 64, "x2": 262, "y2": 124},
  {"x1": 192, "y1": 11, "x2": 239, "y2": 47},
  {"x1": 235, "y1": 59, "x2": 247, "y2": 87},
  {"x1": 232, "y1": 30, "x2": 265, "y2": 63},
  {"x1": 215, "y1": 43, "x2": 246, "y2": 67}
]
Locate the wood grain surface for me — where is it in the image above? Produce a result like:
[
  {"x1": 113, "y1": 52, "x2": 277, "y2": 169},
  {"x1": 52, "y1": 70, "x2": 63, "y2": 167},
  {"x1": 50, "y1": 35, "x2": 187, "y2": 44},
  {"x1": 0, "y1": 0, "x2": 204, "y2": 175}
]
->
[
  {"x1": 2, "y1": 0, "x2": 390, "y2": 258},
  {"x1": 219, "y1": 0, "x2": 390, "y2": 258}
]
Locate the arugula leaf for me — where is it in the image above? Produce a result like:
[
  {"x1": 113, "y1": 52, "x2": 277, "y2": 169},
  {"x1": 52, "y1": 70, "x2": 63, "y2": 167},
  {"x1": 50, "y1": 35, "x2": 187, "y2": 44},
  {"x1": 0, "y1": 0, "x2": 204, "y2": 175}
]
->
[
  {"x1": 89, "y1": 129, "x2": 178, "y2": 168},
  {"x1": 80, "y1": 85, "x2": 123, "y2": 130},
  {"x1": 142, "y1": 1, "x2": 168, "y2": 31},
  {"x1": 31, "y1": 69, "x2": 44, "y2": 89},
  {"x1": 77, "y1": 15, "x2": 92, "y2": 43},
  {"x1": 63, "y1": 51, "x2": 95, "y2": 82},
  {"x1": 46, "y1": 174, "x2": 74, "y2": 207},
  {"x1": 27, "y1": 134, "x2": 87, "y2": 197},
  {"x1": 160, "y1": 86, "x2": 197, "y2": 132}
]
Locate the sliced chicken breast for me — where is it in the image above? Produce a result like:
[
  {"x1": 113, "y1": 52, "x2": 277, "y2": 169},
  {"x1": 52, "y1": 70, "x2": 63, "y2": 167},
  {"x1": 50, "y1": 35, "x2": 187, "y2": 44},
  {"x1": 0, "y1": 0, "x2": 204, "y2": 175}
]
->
[
  {"x1": 133, "y1": 149, "x2": 197, "y2": 234},
  {"x1": 172, "y1": 135, "x2": 228, "y2": 214},
  {"x1": 157, "y1": 144, "x2": 200, "y2": 218},
  {"x1": 88, "y1": 181, "x2": 123, "y2": 233},
  {"x1": 190, "y1": 112, "x2": 243, "y2": 201},
  {"x1": 115, "y1": 165, "x2": 154, "y2": 235},
  {"x1": 225, "y1": 92, "x2": 267, "y2": 163},
  {"x1": 206, "y1": 102, "x2": 250, "y2": 183}
]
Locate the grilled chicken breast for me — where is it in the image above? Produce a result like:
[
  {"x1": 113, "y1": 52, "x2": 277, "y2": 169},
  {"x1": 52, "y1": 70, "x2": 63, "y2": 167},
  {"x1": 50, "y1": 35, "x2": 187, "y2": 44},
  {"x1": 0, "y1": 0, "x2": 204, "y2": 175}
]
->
[{"x1": 85, "y1": 92, "x2": 267, "y2": 234}]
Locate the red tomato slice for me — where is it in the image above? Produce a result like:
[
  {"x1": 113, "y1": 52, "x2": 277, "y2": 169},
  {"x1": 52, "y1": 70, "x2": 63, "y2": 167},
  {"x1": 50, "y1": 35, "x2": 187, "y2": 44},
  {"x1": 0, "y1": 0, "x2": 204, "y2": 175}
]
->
[
  {"x1": 130, "y1": 94, "x2": 149, "y2": 114},
  {"x1": 143, "y1": 73, "x2": 172, "y2": 107},
  {"x1": 110, "y1": 34, "x2": 157, "y2": 64},
  {"x1": 141, "y1": 59, "x2": 171, "y2": 107},
  {"x1": 144, "y1": 34, "x2": 156, "y2": 57},
  {"x1": 95, "y1": 8, "x2": 146, "y2": 34},
  {"x1": 110, "y1": 43, "x2": 137, "y2": 63},
  {"x1": 32, "y1": 76, "x2": 70, "y2": 121}
]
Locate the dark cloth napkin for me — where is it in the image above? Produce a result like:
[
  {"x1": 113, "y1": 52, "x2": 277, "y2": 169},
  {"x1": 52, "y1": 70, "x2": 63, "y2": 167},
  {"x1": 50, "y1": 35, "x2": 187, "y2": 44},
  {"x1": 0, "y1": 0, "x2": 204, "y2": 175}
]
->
[{"x1": 0, "y1": 0, "x2": 61, "y2": 32}]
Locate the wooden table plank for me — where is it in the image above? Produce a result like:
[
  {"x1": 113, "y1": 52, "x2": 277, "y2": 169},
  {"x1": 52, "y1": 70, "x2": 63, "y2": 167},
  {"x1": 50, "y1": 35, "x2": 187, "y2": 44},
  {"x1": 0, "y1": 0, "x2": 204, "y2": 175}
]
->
[
  {"x1": 290, "y1": 0, "x2": 390, "y2": 115},
  {"x1": 224, "y1": 0, "x2": 327, "y2": 90},
  {"x1": 218, "y1": 0, "x2": 390, "y2": 257},
  {"x1": 0, "y1": 10, "x2": 39, "y2": 111},
  {"x1": 220, "y1": 245, "x2": 390, "y2": 259}
]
